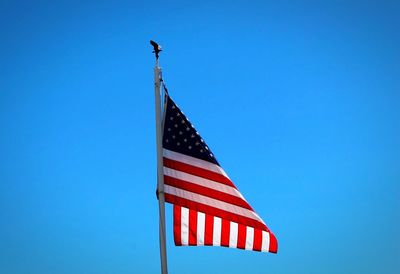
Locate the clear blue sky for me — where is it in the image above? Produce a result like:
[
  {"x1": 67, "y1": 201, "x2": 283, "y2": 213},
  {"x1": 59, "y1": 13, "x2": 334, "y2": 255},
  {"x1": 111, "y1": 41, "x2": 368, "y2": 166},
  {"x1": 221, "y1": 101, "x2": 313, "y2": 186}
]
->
[{"x1": 1, "y1": 1, "x2": 399, "y2": 273}]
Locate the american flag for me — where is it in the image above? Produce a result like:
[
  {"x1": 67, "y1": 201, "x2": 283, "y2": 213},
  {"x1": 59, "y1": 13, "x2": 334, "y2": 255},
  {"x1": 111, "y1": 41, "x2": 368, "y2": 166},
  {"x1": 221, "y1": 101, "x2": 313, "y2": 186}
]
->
[{"x1": 162, "y1": 94, "x2": 277, "y2": 253}]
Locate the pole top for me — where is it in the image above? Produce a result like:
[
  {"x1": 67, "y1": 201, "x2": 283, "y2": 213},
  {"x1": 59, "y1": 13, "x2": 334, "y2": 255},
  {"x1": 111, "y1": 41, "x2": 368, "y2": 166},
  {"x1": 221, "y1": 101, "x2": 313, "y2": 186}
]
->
[{"x1": 150, "y1": 40, "x2": 162, "y2": 62}]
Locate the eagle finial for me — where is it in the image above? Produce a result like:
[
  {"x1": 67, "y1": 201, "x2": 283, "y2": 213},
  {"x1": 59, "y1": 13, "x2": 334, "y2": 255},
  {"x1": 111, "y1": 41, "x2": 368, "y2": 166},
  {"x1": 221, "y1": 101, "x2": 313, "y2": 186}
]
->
[{"x1": 150, "y1": 40, "x2": 162, "y2": 60}]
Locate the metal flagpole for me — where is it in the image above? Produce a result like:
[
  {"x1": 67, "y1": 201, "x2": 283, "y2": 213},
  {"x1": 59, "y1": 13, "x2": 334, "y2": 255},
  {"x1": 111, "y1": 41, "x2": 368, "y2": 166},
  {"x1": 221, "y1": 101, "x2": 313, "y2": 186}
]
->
[{"x1": 152, "y1": 40, "x2": 168, "y2": 274}]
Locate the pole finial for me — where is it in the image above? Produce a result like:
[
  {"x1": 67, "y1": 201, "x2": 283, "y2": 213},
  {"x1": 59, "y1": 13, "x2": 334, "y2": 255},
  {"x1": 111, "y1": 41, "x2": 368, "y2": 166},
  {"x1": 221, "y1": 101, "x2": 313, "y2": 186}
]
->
[{"x1": 150, "y1": 40, "x2": 162, "y2": 61}]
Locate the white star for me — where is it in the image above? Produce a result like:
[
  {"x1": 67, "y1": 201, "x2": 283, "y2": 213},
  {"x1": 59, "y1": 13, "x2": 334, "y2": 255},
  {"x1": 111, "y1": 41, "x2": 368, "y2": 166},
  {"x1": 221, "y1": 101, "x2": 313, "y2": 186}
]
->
[
  {"x1": 172, "y1": 135, "x2": 176, "y2": 139},
  {"x1": 200, "y1": 149, "x2": 203, "y2": 153},
  {"x1": 191, "y1": 134, "x2": 195, "y2": 138},
  {"x1": 177, "y1": 142, "x2": 180, "y2": 146},
  {"x1": 186, "y1": 127, "x2": 190, "y2": 131},
  {"x1": 210, "y1": 153, "x2": 213, "y2": 157},
  {"x1": 176, "y1": 113, "x2": 180, "y2": 116},
  {"x1": 165, "y1": 139, "x2": 169, "y2": 143},
  {"x1": 200, "y1": 139, "x2": 204, "y2": 142},
  {"x1": 170, "y1": 117, "x2": 173, "y2": 120},
  {"x1": 168, "y1": 128, "x2": 171, "y2": 131},
  {"x1": 184, "y1": 138, "x2": 187, "y2": 142},
  {"x1": 172, "y1": 105, "x2": 176, "y2": 109},
  {"x1": 188, "y1": 146, "x2": 192, "y2": 149},
  {"x1": 195, "y1": 141, "x2": 199, "y2": 146},
  {"x1": 181, "y1": 119, "x2": 185, "y2": 124},
  {"x1": 205, "y1": 146, "x2": 209, "y2": 150},
  {"x1": 179, "y1": 131, "x2": 183, "y2": 135},
  {"x1": 174, "y1": 124, "x2": 178, "y2": 128}
]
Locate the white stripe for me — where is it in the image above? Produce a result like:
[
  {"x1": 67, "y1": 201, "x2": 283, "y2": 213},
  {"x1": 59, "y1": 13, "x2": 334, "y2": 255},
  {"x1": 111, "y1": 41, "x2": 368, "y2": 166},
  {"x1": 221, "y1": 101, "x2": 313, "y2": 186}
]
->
[
  {"x1": 197, "y1": 212, "x2": 205, "y2": 246},
  {"x1": 245, "y1": 226, "x2": 254, "y2": 250},
  {"x1": 253, "y1": 212, "x2": 266, "y2": 225},
  {"x1": 261, "y1": 230, "x2": 270, "y2": 252},
  {"x1": 163, "y1": 149, "x2": 230, "y2": 179},
  {"x1": 164, "y1": 185, "x2": 263, "y2": 223},
  {"x1": 181, "y1": 207, "x2": 189, "y2": 245},
  {"x1": 229, "y1": 222, "x2": 238, "y2": 248},
  {"x1": 213, "y1": 216, "x2": 221, "y2": 246},
  {"x1": 163, "y1": 167, "x2": 243, "y2": 198}
]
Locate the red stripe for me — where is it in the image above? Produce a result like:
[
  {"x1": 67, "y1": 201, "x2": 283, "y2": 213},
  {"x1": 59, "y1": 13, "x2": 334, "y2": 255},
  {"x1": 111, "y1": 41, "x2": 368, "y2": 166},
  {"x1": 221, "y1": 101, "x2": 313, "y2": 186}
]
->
[
  {"x1": 164, "y1": 176, "x2": 253, "y2": 210},
  {"x1": 269, "y1": 232, "x2": 278, "y2": 253},
  {"x1": 253, "y1": 229, "x2": 262, "y2": 252},
  {"x1": 165, "y1": 193, "x2": 268, "y2": 231},
  {"x1": 204, "y1": 214, "x2": 214, "y2": 246},
  {"x1": 236, "y1": 224, "x2": 246, "y2": 250},
  {"x1": 163, "y1": 158, "x2": 235, "y2": 188},
  {"x1": 221, "y1": 219, "x2": 230, "y2": 247},
  {"x1": 173, "y1": 205, "x2": 182, "y2": 246},
  {"x1": 189, "y1": 209, "x2": 197, "y2": 245}
]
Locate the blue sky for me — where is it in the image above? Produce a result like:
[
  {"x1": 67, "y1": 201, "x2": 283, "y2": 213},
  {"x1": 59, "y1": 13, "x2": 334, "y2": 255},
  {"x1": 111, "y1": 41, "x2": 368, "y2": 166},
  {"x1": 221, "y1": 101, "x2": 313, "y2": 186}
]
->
[{"x1": 1, "y1": 1, "x2": 399, "y2": 273}]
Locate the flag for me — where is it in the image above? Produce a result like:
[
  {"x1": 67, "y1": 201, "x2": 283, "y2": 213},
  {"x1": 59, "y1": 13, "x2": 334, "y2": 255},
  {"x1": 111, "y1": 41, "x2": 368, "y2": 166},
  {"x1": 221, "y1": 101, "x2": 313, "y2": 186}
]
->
[{"x1": 162, "y1": 94, "x2": 277, "y2": 253}]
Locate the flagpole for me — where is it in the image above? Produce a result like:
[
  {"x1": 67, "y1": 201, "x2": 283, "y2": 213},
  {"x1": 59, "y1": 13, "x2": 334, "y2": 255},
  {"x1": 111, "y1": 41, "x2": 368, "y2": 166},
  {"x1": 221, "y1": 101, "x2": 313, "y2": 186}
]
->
[{"x1": 152, "y1": 41, "x2": 168, "y2": 274}]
